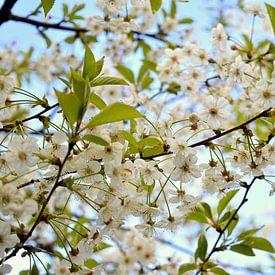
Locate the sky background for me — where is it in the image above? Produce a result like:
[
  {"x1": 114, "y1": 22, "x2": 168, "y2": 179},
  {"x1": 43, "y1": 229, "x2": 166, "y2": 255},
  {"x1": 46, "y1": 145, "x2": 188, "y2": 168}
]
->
[{"x1": 0, "y1": 0, "x2": 274, "y2": 274}]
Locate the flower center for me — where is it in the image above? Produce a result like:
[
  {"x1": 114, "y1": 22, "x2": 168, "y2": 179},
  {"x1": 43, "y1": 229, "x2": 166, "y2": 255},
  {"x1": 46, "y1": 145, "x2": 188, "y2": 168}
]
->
[
  {"x1": 0, "y1": 81, "x2": 4, "y2": 90},
  {"x1": 209, "y1": 107, "x2": 218, "y2": 115},
  {"x1": 18, "y1": 151, "x2": 27, "y2": 161},
  {"x1": 263, "y1": 90, "x2": 270, "y2": 98}
]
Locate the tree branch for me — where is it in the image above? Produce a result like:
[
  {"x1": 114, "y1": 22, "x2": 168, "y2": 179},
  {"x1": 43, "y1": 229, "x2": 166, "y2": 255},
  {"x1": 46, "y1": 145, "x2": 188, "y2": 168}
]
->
[
  {"x1": 0, "y1": 0, "x2": 18, "y2": 25},
  {"x1": 9, "y1": 14, "x2": 88, "y2": 32},
  {"x1": 196, "y1": 176, "x2": 261, "y2": 274},
  {"x1": 142, "y1": 107, "x2": 273, "y2": 160}
]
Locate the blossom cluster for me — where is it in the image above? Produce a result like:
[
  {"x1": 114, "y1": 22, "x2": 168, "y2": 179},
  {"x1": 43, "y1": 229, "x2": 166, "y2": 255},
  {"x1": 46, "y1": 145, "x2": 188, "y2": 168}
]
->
[{"x1": 0, "y1": 0, "x2": 274, "y2": 274}]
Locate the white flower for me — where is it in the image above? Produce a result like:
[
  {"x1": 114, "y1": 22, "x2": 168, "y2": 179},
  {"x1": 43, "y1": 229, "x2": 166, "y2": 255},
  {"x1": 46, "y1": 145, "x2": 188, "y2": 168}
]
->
[
  {"x1": 134, "y1": 159, "x2": 162, "y2": 185},
  {"x1": 167, "y1": 138, "x2": 196, "y2": 156},
  {"x1": 0, "y1": 75, "x2": 15, "y2": 94},
  {"x1": 101, "y1": 142, "x2": 124, "y2": 164},
  {"x1": 162, "y1": 17, "x2": 177, "y2": 33},
  {"x1": 5, "y1": 136, "x2": 39, "y2": 174},
  {"x1": 211, "y1": 23, "x2": 228, "y2": 50},
  {"x1": 74, "y1": 154, "x2": 103, "y2": 184},
  {"x1": 227, "y1": 55, "x2": 252, "y2": 86},
  {"x1": 86, "y1": 16, "x2": 105, "y2": 35},
  {"x1": 250, "y1": 80, "x2": 275, "y2": 109},
  {"x1": 199, "y1": 95, "x2": 230, "y2": 130},
  {"x1": 96, "y1": 0, "x2": 127, "y2": 16},
  {"x1": 171, "y1": 153, "x2": 202, "y2": 183},
  {"x1": 0, "y1": 221, "x2": 19, "y2": 258}
]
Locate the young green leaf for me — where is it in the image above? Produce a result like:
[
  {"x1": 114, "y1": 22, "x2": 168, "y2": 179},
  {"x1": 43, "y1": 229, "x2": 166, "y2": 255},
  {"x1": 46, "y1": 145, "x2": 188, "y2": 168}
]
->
[
  {"x1": 178, "y1": 263, "x2": 197, "y2": 274},
  {"x1": 84, "y1": 259, "x2": 98, "y2": 269},
  {"x1": 178, "y1": 18, "x2": 193, "y2": 24},
  {"x1": 90, "y1": 92, "x2": 107, "y2": 110},
  {"x1": 237, "y1": 226, "x2": 264, "y2": 240},
  {"x1": 230, "y1": 244, "x2": 255, "y2": 256},
  {"x1": 71, "y1": 69, "x2": 90, "y2": 104},
  {"x1": 226, "y1": 212, "x2": 239, "y2": 236},
  {"x1": 83, "y1": 46, "x2": 96, "y2": 80},
  {"x1": 88, "y1": 102, "x2": 144, "y2": 127},
  {"x1": 95, "y1": 57, "x2": 105, "y2": 78},
  {"x1": 195, "y1": 233, "x2": 208, "y2": 261},
  {"x1": 142, "y1": 145, "x2": 164, "y2": 158},
  {"x1": 186, "y1": 206, "x2": 209, "y2": 224},
  {"x1": 82, "y1": 134, "x2": 109, "y2": 146},
  {"x1": 138, "y1": 137, "x2": 162, "y2": 148},
  {"x1": 90, "y1": 76, "x2": 128, "y2": 87},
  {"x1": 116, "y1": 65, "x2": 135, "y2": 83},
  {"x1": 170, "y1": 0, "x2": 177, "y2": 18},
  {"x1": 243, "y1": 237, "x2": 275, "y2": 253},
  {"x1": 217, "y1": 189, "x2": 239, "y2": 216},
  {"x1": 150, "y1": 0, "x2": 162, "y2": 13},
  {"x1": 119, "y1": 130, "x2": 138, "y2": 148},
  {"x1": 55, "y1": 91, "x2": 82, "y2": 127},
  {"x1": 265, "y1": 3, "x2": 275, "y2": 35},
  {"x1": 210, "y1": 267, "x2": 229, "y2": 275},
  {"x1": 41, "y1": 0, "x2": 55, "y2": 16},
  {"x1": 201, "y1": 202, "x2": 213, "y2": 221}
]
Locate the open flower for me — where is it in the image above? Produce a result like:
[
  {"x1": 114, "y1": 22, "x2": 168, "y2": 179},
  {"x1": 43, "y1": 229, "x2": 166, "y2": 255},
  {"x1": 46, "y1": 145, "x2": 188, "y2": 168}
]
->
[{"x1": 199, "y1": 95, "x2": 230, "y2": 130}]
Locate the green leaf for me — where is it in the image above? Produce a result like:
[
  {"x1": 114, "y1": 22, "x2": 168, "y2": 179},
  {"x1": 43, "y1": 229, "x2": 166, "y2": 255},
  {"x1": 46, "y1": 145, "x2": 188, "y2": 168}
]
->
[
  {"x1": 38, "y1": 30, "x2": 52, "y2": 48},
  {"x1": 93, "y1": 242, "x2": 111, "y2": 252},
  {"x1": 88, "y1": 102, "x2": 144, "y2": 127},
  {"x1": 90, "y1": 76, "x2": 128, "y2": 87},
  {"x1": 150, "y1": 0, "x2": 162, "y2": 13},
  {"x1": 142, "y1": 145, "x2": 164, "y2": 157},
  {"x1": 265, "y1": 3, "x2": 275, "y2": 35},
  {"x1": 244, "y1": 237, "x2": 275, "y2": 253},
  {"x1": 141, "y1": 73, "x2": 153, "y2": 90},
  {"x1": 201, "y1": 202, "x2": 213, "y2": 221},
  {"x1": 138, "y1": 137, "x2": 162, "y2": 148},
  {"x1": 55, "y1": 91, "x2": 82, "y2": 127},
  {"x1": 84, "y1": 258, "x2": 98, "y2": 269},
  {"x1": 31, "y1": 265, "x2": 39, "y2": 275},
  {"x1": 170, "y1": 0, "x2": 177, "y2": 18},
  {"x1": 186, "y1": 207, "x2": 209, "y2": 224},
  {"x1": 237, "y1": 226, "x2": 264, "y2": 240},
  {"x1": 217, "y1": 189, "x2": 239, "y2": 216},
  {"x1": 219, "y1": 211, "x2": 231, "y2": 223},
  {"x1": 83, "y1": 46, "x2": 96, "y2": 80},
  {"x1": 58, "y1": 77, "x2": 71, "y2": 88},
  {"x1": 178, "y1": 18, "x2": 193, "y2": 24},
  {"x1": 116, "y1": 65, "x2": 135, "y2": 84},
  {"x1": 119, "y1": 130, "x2": 138, "y2": 148},
  {"x1": 195, "y1": 234, "x2": 208, "y2": 260},
  {"x1": 90, "y1": 92, "x2": 107, "y2": 110},
  {"x1": 41, "y1": 0, "x2": 55, "y2": 16},
  {"x1": 71, "y1": 69, "x2": 90, "y2": 104},
  {"x1": 83, "y1": 134, "x2": 109, "y2": 146},
  {"x1": 226, "y1": 212, "x2": 239, "y2": 236},
  {"x1": 95, "y1": 57, "x2": 105, "y2": 78},
  {"x1": 178, "y1": 263, "x2": 197, "y2": 274},
  {"x1": 230, "y1": 244, "x2": 255, "y2": 256},
  {"x1": 65, "y1": 35, "x2": 77, "y2": 44},
  {"x1": 210, "y1": 267, "x2": 229, "y2": 275}
]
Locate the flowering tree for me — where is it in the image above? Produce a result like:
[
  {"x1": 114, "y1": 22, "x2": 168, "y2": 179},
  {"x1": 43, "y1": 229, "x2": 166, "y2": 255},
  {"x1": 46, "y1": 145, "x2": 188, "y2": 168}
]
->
[{"x1": 0, "y1": 0, "x2": 274, "y2": 274}]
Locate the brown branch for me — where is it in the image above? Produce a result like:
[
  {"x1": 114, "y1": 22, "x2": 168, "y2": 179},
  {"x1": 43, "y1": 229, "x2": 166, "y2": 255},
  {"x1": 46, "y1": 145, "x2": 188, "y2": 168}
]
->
[
  {"x1": 7, "y1": 13, "x2": 170, "y2": 45},
  {"x1": 9, "y1": 14, "x2": 88, "y2": 32},
  {"x1": 196, "y1": 176, "x2": 261, "y2": 274},
  {"x1": 142, "y1": 107, "x2": 272, "y2": 160},
  {"x1": 0, "y1": 141, "x2": 76, "y2": 265},
  {"x1": 189, "y1": 107, "x2": 272, "y2": 148},
  {"x1": 0, "y1": 0, "x2": 18, "y2": 25}
]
